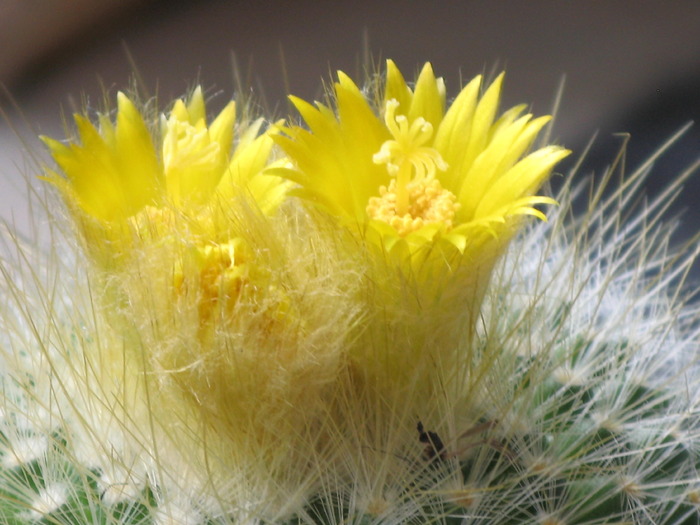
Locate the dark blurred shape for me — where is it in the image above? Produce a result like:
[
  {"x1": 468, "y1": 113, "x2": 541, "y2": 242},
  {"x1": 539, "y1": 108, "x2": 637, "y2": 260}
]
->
[{"x1": 0, "y1": 0, "x2": 149, "y2": 88}]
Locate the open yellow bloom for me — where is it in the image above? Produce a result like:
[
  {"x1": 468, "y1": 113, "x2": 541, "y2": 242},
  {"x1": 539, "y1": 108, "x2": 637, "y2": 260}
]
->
[
  {"x1": 270, "y1": 64, "x2": 572, "y2": 472},
  {"x1": 273, "y1": 60, "x2": 570, "y2": 258}
]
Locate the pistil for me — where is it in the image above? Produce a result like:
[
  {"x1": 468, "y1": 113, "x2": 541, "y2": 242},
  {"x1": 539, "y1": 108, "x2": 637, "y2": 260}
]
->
[{"x1": 368, "y1": 99, "x2": 457, "y2": 236}]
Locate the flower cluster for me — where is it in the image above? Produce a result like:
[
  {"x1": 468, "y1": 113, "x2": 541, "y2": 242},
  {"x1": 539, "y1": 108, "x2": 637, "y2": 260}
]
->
[
  {"x1": 31, "y1": 61, "x2": 568, "y2": 521},
  {"x1": 5, "y1": 60, "x2": 696, "y2": 525}
]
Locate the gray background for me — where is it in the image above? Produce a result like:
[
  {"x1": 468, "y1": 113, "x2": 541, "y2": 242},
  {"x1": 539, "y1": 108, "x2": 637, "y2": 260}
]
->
[{"x1": 2, "y1": 0, "x2": 699, "y2": 254}]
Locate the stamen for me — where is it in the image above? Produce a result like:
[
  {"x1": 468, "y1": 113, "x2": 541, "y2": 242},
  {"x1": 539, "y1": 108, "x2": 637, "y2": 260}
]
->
[
  {"x1": 197, "y1": 241, "x2": 248, "y2": 305},
  {"x1": 367, "y1": 177, "x2": 459, "y2": 237},
  {"x1": 368, "y1": 99, "x2": 456, "y2": 236}
]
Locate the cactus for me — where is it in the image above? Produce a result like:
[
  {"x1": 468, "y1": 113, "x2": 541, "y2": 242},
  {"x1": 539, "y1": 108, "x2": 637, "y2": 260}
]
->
[{"x1": 1, "y1": 63, "x2": 698, "y2": 524}]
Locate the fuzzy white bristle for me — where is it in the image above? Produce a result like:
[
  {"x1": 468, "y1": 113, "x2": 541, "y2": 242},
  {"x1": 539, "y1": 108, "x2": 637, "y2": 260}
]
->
[{"x1": 24, "y1": 483, "x2": 68, "y2": 521}]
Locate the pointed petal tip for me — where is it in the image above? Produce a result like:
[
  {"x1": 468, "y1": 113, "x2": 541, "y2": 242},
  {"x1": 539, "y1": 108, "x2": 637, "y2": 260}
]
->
[
  {"x1": 116, "y1": 91, "x2": 130, "y2": 107},
  {"x1": 419, "y1": 61, "x2": 434, "y2": 74}
]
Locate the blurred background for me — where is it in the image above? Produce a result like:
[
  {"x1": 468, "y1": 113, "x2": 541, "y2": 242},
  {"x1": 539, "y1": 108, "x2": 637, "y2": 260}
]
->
[{"x1": 2, "y1": 0, "x2": 700, "y2": 257}]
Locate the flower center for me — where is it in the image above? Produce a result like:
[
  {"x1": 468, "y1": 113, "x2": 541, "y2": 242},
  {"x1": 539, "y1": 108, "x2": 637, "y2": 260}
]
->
[
  {"x1": 367, "y1": 99, "x2": 458, "y2": 236},
  {"x1": 129, "y1": 206, "x2": 248, "y2": 324},
  {"x1": 196, "y1": 240, "x2": 249, "y2": 307},
  {"x1": 174, "y1": 238, "x2": 251, "y2": 327}
]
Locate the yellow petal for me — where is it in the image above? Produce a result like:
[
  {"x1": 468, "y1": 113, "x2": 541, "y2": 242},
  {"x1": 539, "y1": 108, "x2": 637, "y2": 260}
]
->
[
  {"x1": 186, "y1": 86, "x2": 206, "y2": 125},
  {"x1": 170, "y1": 99, "x2": 190, "y2": 122},
  {"x1": 461, "y1": 73, "x2": 504, "y2": 175},
  {"x1": 114, "y1": 92, "x2": 161, "y2": 213},
  {"x1": 458, "y1": 114, "x2": 549, "y2": 218},
  {"x1": 407, "y1": 62, "x2": 445, "y2": 130},
  {"x1": 384, "y1": 59, "x2": 412, "y2": 112},
  {"x1": 217, "y1": 123, "x2": 290, "y2": 214},
  {"x1": 432, "y1": 74, "x2": 482, "y2": 190},
  {"x1": 41, "y1": 133, "x2": 122, "y2": 221},
  {"x1": 41, "y1": 94, "x2": 160, "y2": 222},
  {"x1": 209, "y1": 100, "x2": 236, "y2": 159},
  {"x1": 97, "y1": 113, "x2": 116, "y2": 145},
  {"x1": 276, "y1": 85, "x2": 388, "y2": 220},
  {"x1": 474, "y1": 146, "x2": 569, "y2": 219}
]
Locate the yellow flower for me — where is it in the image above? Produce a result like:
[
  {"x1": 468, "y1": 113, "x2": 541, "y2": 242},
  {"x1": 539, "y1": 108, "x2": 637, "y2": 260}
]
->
[
  {"x1": 40, "y1": 87, "x2": 300, "y2": 340},
  {"x1": 39, "y1": 88, "x2": 359, "y2": 520},
  {"x1": 273, "y1": 60, "x2": 570, "y2": 258},
  {"x1": 269, "y1": 63, "x2": 572, "y2": 473},
  {"x1": 42, "y1": 87, "x2": 288, "y2": 229},
  {"x1": 40, "y1": 88, "x2": 291, "y2": 307}
]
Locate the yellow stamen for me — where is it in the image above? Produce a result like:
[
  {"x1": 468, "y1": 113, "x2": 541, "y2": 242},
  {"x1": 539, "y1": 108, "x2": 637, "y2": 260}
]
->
[
  {"x1": 369, "y1": 99, "x2": 456, "y2": 235},
  {"x1": 198, "y1": 242, "x2": 248, "y2": 311},
  {"x1": 367, "y1": 177, "x2": 459, "y2": 236},
  {"x1": 172, "y1": 239, "x2": 250, "y2": 326}
]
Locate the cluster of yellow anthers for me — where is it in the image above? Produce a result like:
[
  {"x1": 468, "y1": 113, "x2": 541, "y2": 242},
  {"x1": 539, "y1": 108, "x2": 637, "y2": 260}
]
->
[{"x1": 41, "y1": 60, "x2": 569, "y2": 519}]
